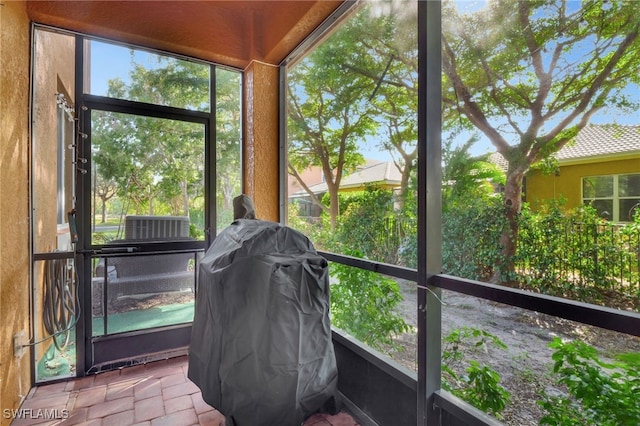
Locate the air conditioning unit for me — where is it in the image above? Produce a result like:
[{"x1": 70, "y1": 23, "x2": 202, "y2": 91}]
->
[{"x1": 124, "y1": 215, "x2": 190, "y2": 240}]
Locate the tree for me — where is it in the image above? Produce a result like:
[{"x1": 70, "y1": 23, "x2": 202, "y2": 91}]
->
[
  {"x1": 441, "y1": 0, "x2": 640, "y2": 280},
  {"x1": 215, "y1": 69, "x2": 242, "y2": 225},
  {"x1": 287, "y1": 18, "x2": 379, "y2": 230},
  {"x1": 91, "y1": 53, "x2": 243, "y2": 233},
  {"x1": 442, "y1": 135, "x2": 505, "y2": 212},
  {"x1": 340, "y1": 2, "x2": 419, "y2": 209},
  {"x1": 94, "y1": 174, "x2": 117, "y2": 223}
]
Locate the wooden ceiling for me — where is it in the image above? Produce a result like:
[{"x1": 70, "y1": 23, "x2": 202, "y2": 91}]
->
[{"x1": 27, "y1": 1, "x2": 345, "y2": 69}]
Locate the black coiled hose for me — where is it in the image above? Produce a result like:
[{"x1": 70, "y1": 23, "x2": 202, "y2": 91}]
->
[{"x1": 42, "y1": 258, "x2": 77, "y2": 351}]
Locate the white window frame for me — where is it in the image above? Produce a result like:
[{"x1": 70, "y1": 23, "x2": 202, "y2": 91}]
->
[{"x1": 582, "y1": 173, "x2": 640, "y2": 222}]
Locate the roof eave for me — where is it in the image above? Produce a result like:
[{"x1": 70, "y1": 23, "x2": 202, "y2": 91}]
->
[{"x1": 558, "y1": 150, "x2": 640, "y2": 167}]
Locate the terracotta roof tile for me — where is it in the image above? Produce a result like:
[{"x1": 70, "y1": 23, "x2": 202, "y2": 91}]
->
[
  {"x1": 489, "y1": 124, "x2": 640, "y2": 170},
  {"x1": 556, "y1": 124, "x2": 640, "y2": 161},
  {"x1": 290, "y1": 161, "x2": 402, "y2": 196}
]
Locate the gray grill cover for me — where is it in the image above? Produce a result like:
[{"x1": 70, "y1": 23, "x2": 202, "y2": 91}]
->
[{"x1": 188, "y1": 219, "x2": 338, "y2": 426}]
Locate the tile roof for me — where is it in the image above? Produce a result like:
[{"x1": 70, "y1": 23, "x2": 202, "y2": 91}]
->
[
  {"x1": 555, "y1": 124, "x2": 640, "y2": 161},
  {"x1": 489, "y1": 124, "x2": 640, "y2": 169},
  {"x1": 290, "y1": 161, "x2": 402, "y2": 196}
]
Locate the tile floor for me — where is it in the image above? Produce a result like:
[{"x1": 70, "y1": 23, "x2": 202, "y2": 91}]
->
[{"x1": 12, "y1": 356, "x2": 359, "y2": 426}]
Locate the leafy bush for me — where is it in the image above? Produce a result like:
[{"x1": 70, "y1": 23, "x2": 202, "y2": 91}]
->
[
  {"x1": 539, "y1": 338, "x2": 640, "y2": 426},
  {"x1": 515, "y1": 202, "x2": 639, "y2": 309},
  {"x1": 435, "y1": 195, "x2": 638, "y2": 309},
  {"x1": 329, "y1": 249, "x2": 410, "y2": 350},
  {"x1": 442, "y1": 327, "x2": 510, "y2": 418},
  {"x1": 335, "y1": 188, "x2": 406, "y2": 264},
  {"x1": 287, "y1": 202, "x2": 333, "y2": 251},
  {"x1": 441, "y1": 195, "x2": 507, "y2": 281}
]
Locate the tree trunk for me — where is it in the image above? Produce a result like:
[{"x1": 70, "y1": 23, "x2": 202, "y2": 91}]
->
[
  {"x1": 180, "y1": 180, "x2": 190, "y2": 217},
  {"x1": 493, "y1": 168, "x2": 525, "y2": 283},
  {"x1": 100, "y1": 198, "x2": 107, "y2": 224},
  {"x1": 397, "y1": 160, "x2": 412, "y2": 210},
  {"x1": 329, "y1": 189, "x2": 340, "y2": 231}
]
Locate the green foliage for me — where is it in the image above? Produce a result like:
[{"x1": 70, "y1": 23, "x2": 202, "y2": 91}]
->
[
  {"x1": 329, "y1": 250, "x2": 410, "y2": 351},
  {"x1": 539, "y1": 338, "x2": 640, "y2": 426},
  {"x1": 189, "y1": 223, "x2": 204, "y2": 240},
  {"x1": 435, "y1": 193, "x2": 639, "y2": 308},
  {"x1": 441, "y1": 195, "x2": 507, "y2": 281},
  {"x1": 441, "y1": 0, "x2": 640, "y2": 271},
  {"x1": 335, "y1": 188, "x2": 406, "y2": 264},
  {"x1": 515, "y1": 201, "x2": 640, "y2": 308},
  {"x1": 442, "y1": 136, "x2": 505, "y2": 212},
  {"x1": 92, "y1": 53, "x2": 241, "y2": 235},
  {"x1": 287, "y1": 202, "x2": 333, "y2": 251},
  {"x1": 442, "y1": 327, "x2": 510, "y2": 418},
  {"x1": 287, "y1": 13, "x2": 380, "y2": 227}
]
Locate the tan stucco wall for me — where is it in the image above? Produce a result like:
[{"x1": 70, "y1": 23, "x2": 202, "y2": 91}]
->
[
  {"x1": 243, "y1": 61, "x2": 279, "y2": 221},
  {"x1": 0, "y1": 0, "x2": 32, "y2": 421},
  {"x1": 526, "y1": 157, "x2": 640, "y2": 211},
  {"x1": 31, "y1": 29, "x2": 76, "y2": 364}
]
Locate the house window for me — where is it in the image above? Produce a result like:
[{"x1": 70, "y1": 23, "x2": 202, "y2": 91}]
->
[{"x1": 582, "y1": 174, "x2": 640, "y2": 222}]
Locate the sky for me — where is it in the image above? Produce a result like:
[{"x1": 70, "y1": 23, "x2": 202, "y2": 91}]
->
[
  {"x1": 89, "y1": 0, "x2": 640, "y2": 164},
  {"x1": 89, "y1": 41, "x2": 157, "y2": 96}
]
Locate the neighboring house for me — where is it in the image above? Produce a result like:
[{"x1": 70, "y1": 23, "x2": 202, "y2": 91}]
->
[
  {"x1": 289, "y1": 160, "x2": 402, "y2": 217},
  {"x1": 493, "y1": 124, "x2": 640, "y2": 222},
  {"x1": 287, "y1": 166, "x2": 325, "y2": 198}
]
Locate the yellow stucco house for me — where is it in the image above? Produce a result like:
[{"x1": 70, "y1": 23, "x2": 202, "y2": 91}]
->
[
  {"x1": 288, "y1": 160, "x2": 402, "y2": 217},
  {"x1": 525, "y1": 124, "x2": 639, "y2": 222},
  {"x1": 491, "y1": 125, "x2": 640, "y2": 222}
]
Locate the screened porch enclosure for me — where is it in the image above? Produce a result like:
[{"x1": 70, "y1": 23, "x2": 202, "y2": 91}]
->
[{"x1": 23, "y1": 1, "x2": 640, "y2": 425}]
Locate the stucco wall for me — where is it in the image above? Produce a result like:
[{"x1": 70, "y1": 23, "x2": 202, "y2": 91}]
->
[
  {"x1": 526, "y1": 157, "x2": 640, "y2": 211},
  {"x1": 0, "y1": 0, "x2": 32, "y2": 422},
  {"x1": 31, "y1": 28, "x2": 76, "y2": 366},
  {"x1": 243, "y1": 61, "x2": 280, "y2": 221}
]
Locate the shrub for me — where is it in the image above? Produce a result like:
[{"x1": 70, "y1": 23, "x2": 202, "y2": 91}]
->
[
  {"x1": 329, "y1": 249, "x2": 410, "y2": 350},
  {"x1": 442, "y1": 327, "x2": 510, "y2": 418},
  {"x1": 539, "y1": 338, "x2": 640, "y2": 426},
  {"x1": 335, "y1": 188, "x2": 405, "y2": 264},
  {"x1": 441, "y1": 195, "x2": 507, "y2": 281},
  {"x1": 515, "y1": 202, "x2": 639, "y2": 309},
  {"x1": 287, "y1": 202, "x2": 333, "y2": 251}
]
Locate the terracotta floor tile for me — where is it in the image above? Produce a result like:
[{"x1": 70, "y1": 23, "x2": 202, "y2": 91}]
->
[
  {"x1": 163, "y1": 394, "x2": 193, "y2": 414},
  {"x1": 9, "y1": 416, "x2": 61, "y2": 426},
  {"x1": 92, "y1": 370, "x2": 121, "y2": 387},
  {"x1": 197, "y1": 409, "x2": 225, "y2": 426},
  {"x1": 87, "y1": 396, "x2": 134, "y2": 420},
  {"x1": 134, "y1": 379, "x2": 162, "y2": 401},
  {"x1": 305, "y1": 420, "x2": 332, "y2": 426},
  {"x1": 166, "y1": 357, "x2": 188, "y2": 367},
  {"x1": 326, "y1": 412, "x2": 360, "y2": 426},
  {"x1": 65, "y1": 376, "x2": 96, "y2": 392},
  {"x1": 159, "y1": 372, "x2": 186, "y2": 389},
  {"x1": 18, "y1": 356, "x2": 361, "y2": 426},
  {"x1": 190, "y1": 392, "x2": 213, "y2": 415},
  {"x1": 67, "y1": 419, "x2": 102, "y2": 426},
  {"x1": 64, "y1": 406, "x2": 89, "y2": 425},
  {"x1": 134, "y1": 395, "x2": 165, "y2": 422},
  {"x1": 119, "y1": 364, "x2": 147, "y2": 378},
  {"x1": 105, "y1": 380, "x2": 136, "y2": 401},
  {"x1": 74, "y1": 386, "x2": 107, "y2": 408},
  {"x1": 102, "y1": 408, "x2": 136, "y2": 426},
  {"x1": 161, "y1": 380, "x2": 200, "y2": 401},
  {"x1": 149, "y1": 408, "x2": 198, "y2": 426},
  {"x1": 33, "y1": 381, "x2": 68, "y2": 397},
  {"x1": 304, "y1": 412, "x2": 359, "y2": 426},
  {"x1": 22, "y1": 392, "x2": 71, "y2": 411},
  {"x1": 146, "y1": 363, "x2": 182, "y2": 380}
]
